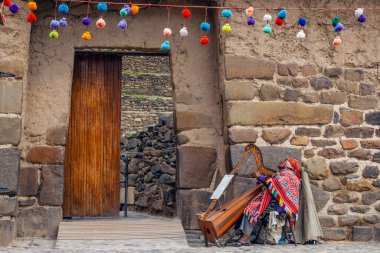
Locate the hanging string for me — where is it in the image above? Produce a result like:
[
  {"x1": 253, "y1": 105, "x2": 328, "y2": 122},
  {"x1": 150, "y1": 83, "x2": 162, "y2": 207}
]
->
[
  {"x1": 54, "y1": 0, "x2": 380, "y2": 12},
  {"x1": 167, "y1": 7, "x2": 170, "y2": 27},
  {"x1": 54, "y1": 0, "x2": 58, "y2": 19},
  {"x1": 204, "y1": 8, "x2": 207, "y2": 22},
  {"x1": 86, "y1": 0, "x2": 91, "y2": 17}
]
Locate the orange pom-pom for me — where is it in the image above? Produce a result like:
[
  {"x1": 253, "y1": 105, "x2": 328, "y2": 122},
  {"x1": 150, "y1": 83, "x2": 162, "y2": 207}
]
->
[
  {"x1": 27, "y1": 1, "x2": 37, "y2": 11},
  {"x1": 200, "y1": 35, "x2": 209, "y2": 45},
  {"x1": 131, "y1": 4, "x2": 139, "y2": 15},
  {"x1": 182, "y1": 8, "x2": 191, "y2": 19},
  {"x1": 27, "y1": 13, "x2": 37, "y2": 23},
  {"x1": 3, "y1": 0, "x2": 11, "y2": 7},
  {"x1": 275, "y1": 17, "x2": 284, "y2": 26},
  {"x1": 82, "y1": 31, "x2": 92, "y2": 40}
]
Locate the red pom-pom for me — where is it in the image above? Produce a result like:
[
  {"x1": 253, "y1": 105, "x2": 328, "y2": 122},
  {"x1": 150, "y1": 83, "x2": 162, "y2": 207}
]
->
[
  {"x1": 275, "y1": 17, "x2": 284, "y2": 26},
  {"x1": 200, "y1": 35, "x2": 209, "y2": 45},
  {"x1": 4, "y1": 0, "x2": 11, "y2": 7},
  {"x1": 27, "y1": 13, "x2": 37, "y2": 23},
  {"x1": 182, "y1": 8, "x2": 191, "y2": 19}
]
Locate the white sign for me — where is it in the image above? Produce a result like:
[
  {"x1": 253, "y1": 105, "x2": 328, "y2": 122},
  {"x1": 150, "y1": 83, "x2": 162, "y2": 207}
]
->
[{"x1": 210, "y1": 175, "x2": 234, "y2": 200}]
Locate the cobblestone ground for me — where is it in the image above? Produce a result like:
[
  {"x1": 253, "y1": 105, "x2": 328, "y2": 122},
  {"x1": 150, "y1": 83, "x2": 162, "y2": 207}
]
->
[{"x1": 0, "y1": 239, "x2": 379, "y2": 253}]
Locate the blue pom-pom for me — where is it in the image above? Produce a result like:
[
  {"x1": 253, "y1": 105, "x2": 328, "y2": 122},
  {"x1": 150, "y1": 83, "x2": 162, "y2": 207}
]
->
[
  {"x1": 97, "y1": 2, "x2": 108, "y2": 12},
  {"x1": 9, "y1": 4, "x2": 19, "y2": 14},
  {"x1": 277, "y1": 9, "x2": 287, "y2": 19},
  {"x1": 358, "y1": 15, "x2": 366, "y2": 23},
  {"x1": 221, "y1": 9, "x2": 232, "y2": 18},
  {"x1": 50, "y1": 20, "x2": 60, "y2": 29},
  {"x1": 59, "y1": 18, "x2": 67, "y2": 27},
  {"x1": 124, "y1": 5, "x2": 131, "y2": 14},
  {"x1": 200, "y1": 22, "x2": 211, "y2": 32},
  {"x1": 118, "y1": 19, "x2": 127, "y2": 29},
  {"x1": 247, "y1": 16, "x2": 255, "y2": 26},
  {"x1": 58, "y1": 3, "x2": 69, "y2": 14},
  {"x1": 298, "y1": 17, "x2": 307, "y2": 27},
  {"x1": 160, "y1": 40, "x2": 170, "y2": 51},
  {"x1": 334, "y1": 23, "x2": 344, "y2": 32},
  {"x1": 82, "y1": 17, "x2": 92, "y2": 26}
]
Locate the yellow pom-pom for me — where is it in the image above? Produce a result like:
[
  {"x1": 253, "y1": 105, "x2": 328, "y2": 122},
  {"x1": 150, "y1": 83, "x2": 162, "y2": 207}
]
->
[
  {"x1": 27, "y1": 1, "x2": 37, "y2": 11},
  {"x1": 81, "y1": 31, "x2": 91, "y2": 41},
  {"x1": 49, "y1": 30, "x2": 59, "y2": 39},
  {"x1": 222, "y1": 23, "x2": 232, "y2": 33},
  {"x1": 131, "y1": 4, "x2": 139, "y2": 15}
]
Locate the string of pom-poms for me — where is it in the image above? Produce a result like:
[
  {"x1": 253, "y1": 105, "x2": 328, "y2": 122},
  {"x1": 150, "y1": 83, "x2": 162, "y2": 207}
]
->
[{"x1": 2, "y1": 1, "x2": 376, "y2": 49}]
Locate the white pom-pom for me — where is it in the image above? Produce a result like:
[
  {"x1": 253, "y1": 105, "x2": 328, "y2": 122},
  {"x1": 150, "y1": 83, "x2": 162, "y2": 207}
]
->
[
  {"x1": 263, "y1": 13, "x2": 272, "y2": 22},
  {"x1": 163, "y1": 28, "x2": 172, "y2": 37},
  {"x1": 355, "y1": 8, "x2": 364, "y2": 18},
  {"x1": 180, "y1": 26, "x2": 188, "y2": 37},
  {"x1": 296, "y1": 30, "x2": 306, "y2": 40}
]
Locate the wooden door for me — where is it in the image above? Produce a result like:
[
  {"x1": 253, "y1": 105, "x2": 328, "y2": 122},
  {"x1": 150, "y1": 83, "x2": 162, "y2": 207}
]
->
[{"x1": 63, "y1": 54, "x2": 121, "y2": 217}]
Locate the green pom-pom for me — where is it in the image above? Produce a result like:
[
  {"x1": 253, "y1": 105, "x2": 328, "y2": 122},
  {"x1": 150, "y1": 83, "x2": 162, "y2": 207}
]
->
[
  {"x1": 263, "y1": 24, "x2": 272, "y2": 34},
  {"x1": 49, "y1": 30, "x2": 59, "y2": 39},
  {"x1": 120, "y1": 9, "x2": 128, "y2": 17},
  {"x1": 332, "y1": 16, "x2": 340, "y2": 27}
]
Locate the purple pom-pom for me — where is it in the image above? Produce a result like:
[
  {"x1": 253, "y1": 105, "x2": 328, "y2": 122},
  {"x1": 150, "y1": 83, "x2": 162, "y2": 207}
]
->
[
  {"x1": 118, "y1": 19, "x2": 127, "y2": 29},
  {"x1": 82, "y1": 17, "x2": 92, "y2": 26},
  {"x1": 50, "y1": 20, "x2": 60, "y2": 29},
  {"x1": 358, "y1": 15, "x2": 366, "y2": 23},
  {"x1": 334, "y1": 23, "x2": 344, "y2": 32},
  {"x1": 247, "y1": 16, "x2": 255, "y2": 26},
  {"x1": 9, "y1": 4, "x2": 19, "y2": 14},
  {"x1": 59, "y1": 18, "x2": 67, "y2": 27}
]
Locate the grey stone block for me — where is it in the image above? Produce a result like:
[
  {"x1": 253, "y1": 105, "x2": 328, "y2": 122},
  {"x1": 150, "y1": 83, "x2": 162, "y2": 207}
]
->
[
  {"x1": 352, "y1": 226, "x2": 373, "y2": 241},
  {"x1": 0, "y1": 81, "x2": 22, "y2": 113},
  {"x1": 16, "y1": 206, "x2": 62, "y2": 237},
  {"x1": 0, "y1": 117, "x2": 21, "y2": 145},
  {"x1": 0, "y1": 148, "x2": 20, "y2": 195},
  {"x1": 0, "y1": 196, "x2": 18, "y2": 216},
  {"x1": 0, "y1": 219, "x2": 15, "y2": 247}
]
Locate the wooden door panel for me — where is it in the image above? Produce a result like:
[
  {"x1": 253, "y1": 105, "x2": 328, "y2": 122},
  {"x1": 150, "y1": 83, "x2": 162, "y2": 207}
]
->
[{"x1": 63, "y1": 54, "x2": 121, "y2": 217}]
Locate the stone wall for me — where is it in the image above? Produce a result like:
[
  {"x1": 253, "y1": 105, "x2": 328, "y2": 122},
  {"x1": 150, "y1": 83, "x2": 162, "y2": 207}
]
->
[
  {"x1": 121, "y1": 55, "x2": 173, "y2": 132},
  {"x1": 18, "y1": 0, "x2": 223, "y2": 239},
  {"x1": 0, "y1": 2, "x2": 31, "y2": 247},
  {"x1": 221, "y1": 0, "x2": 380, "y2": 242},
  {"x1": 121, "y1": 113, "x2": 176, "y2": 216}
]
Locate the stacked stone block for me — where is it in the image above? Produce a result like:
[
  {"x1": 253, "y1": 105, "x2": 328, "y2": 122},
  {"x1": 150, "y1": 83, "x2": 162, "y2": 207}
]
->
[
  {"x1": 222, "y1": 0, "x2": 380, "y2": 241},
  {"x1": 224, "y1": 55, "x2": 379, "y2": 241},
  {"x1": 121, "y1": 55, "x2": 173, "y2": 132}
]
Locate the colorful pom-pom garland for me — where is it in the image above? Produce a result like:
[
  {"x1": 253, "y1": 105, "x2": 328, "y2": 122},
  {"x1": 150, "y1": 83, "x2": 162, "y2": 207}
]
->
[
  {"x1": 222, "y1": 23, "x2": 231, "y2": 33},
  {"x1": 27, "y1": 13, "x2": 37, "y2": 23},
  {"x1": 50, "y1": 19, "x2": 60, "y2": 29},
  {"x1": 82, "y1": 17, "x2": 92, "y2": 26},
  {"x1": 163, "y1": 28, "x2": 172, "y2": 37}
]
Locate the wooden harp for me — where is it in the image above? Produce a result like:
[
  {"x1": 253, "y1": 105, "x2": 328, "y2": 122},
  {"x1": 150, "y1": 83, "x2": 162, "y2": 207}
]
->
[{"x1": 196, "y1": 144, "x2": 275, "y2": 247}]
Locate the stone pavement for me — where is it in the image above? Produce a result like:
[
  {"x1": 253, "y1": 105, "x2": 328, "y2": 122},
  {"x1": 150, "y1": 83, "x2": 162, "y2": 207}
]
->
[{"x1": 0, "y1": 238, "x2": 379, "y2": 253}]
